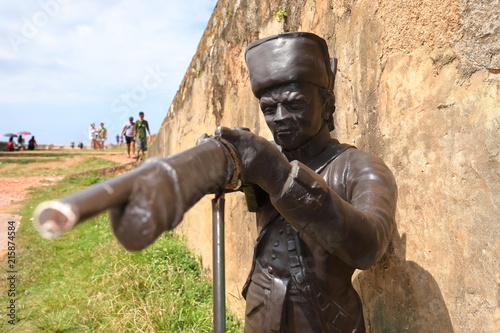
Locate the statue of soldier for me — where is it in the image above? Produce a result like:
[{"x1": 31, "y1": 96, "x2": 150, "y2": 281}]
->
[
  {"x1": 213, "y1": 32, "x2": 398, "y2": 332},
  {"x1": 34, "y1": 31, "x2": 397, "y2": 333}
]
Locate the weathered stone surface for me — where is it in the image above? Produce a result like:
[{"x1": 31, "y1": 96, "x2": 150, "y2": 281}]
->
[
  {"x1": 149, "y1": 0, "x2": 499, "y2": 331},
  {"x1": 455, "y1": 0, "x2": 500, "y2": 71}
]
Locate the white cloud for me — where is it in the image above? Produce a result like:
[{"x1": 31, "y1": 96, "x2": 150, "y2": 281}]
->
[
  {"x1": 0, "y1": 0, "x2": 217, "y2": 144},
  {"x1": 1, "y1": 0, "x2": 217, "y2": 97}
]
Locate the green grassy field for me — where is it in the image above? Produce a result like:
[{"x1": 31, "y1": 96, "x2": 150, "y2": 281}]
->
[
  {"x1": 0, "y1": 154, "x2": 243, "y2": 332},
  {"x1": 0, "y1": 154, "x2": 121, "y2": 177}
]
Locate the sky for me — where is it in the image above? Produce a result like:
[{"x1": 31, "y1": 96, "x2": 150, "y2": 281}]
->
[{"x1": 0, "y1": 0, "x2": 218, "y2": 145}]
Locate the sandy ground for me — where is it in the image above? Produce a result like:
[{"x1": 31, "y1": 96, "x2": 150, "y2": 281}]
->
[{"x1": 0, "y1": 150, "x2": 131, "y2": 256}]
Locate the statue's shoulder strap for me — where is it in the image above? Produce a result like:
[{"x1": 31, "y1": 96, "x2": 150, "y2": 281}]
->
[{"x1": 309, "y1": 142, "x2": 355, "y2": 174}]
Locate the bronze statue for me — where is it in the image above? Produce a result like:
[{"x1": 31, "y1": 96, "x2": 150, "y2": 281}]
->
[
  {"x1": 34, "y1": 32, "x2": 397, "y2": 333},
  {"x1": 215, "y1": 32, "x2": 397, "y2": 333}
]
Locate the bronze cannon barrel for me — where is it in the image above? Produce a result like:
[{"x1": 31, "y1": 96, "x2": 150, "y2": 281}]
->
[{"x1": 33, "y1": 138, "x2": 236, "y2": 250}]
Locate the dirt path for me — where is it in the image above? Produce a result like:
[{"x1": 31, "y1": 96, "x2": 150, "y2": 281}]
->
[{"x1": 0, "y1": 150, "x2": 132, "y2": 256}]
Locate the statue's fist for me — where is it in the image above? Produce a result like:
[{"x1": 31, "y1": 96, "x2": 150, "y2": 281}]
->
[{"x1": 214, "y1": 126, "x2": 291, "y2": 195}]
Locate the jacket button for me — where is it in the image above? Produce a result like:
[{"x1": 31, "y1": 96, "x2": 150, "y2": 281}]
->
[
  {"x1": 274, "y1": 241, "x2": 279, "y2": 247},
  {"x1": 271, "y1": 254, "x2": 277, "y2": 260}
]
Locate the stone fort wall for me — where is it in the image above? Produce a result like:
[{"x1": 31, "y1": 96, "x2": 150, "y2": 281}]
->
[{"x1": 148, "y1": 1, "x2": 499, "y2": 331}]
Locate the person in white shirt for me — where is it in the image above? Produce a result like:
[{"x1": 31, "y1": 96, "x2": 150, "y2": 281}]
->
[{"x1": 120, "y1": 117, "x2": 136, "y2": 158}]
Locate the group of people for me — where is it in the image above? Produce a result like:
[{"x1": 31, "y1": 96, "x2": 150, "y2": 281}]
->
[
  {"x1": 120, "y1": 111, "x2": 151, "y2": 161},
  {"x1": 87, "y1": 112, "x2": 150, "y2": 159},
  {"x1": 70, "y1": 141, "x2": 84, "y2": 149},
  {"x1": 88, "y1": 123, "x2": 108, "y2": 150},
  {"x1": 7, "y1": 135, "x2": 37, "y2": 151}
]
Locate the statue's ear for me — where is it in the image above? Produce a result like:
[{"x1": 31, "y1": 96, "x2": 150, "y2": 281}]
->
[{"x1": 330, "y1": 57, "x2": 337, "y2": 84}]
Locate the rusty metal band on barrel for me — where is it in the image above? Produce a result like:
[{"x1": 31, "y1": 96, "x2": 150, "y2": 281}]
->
[{"x1": 213, "y1": 137, "x2": 242, "y2": 190}]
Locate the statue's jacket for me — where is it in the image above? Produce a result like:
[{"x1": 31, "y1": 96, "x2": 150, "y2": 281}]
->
[{"x1": 242, "y1": 141, "x2": 398, "y2": 333}]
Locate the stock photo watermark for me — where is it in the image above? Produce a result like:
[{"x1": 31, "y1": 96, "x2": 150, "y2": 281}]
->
[
  {"x1": 76, "y1": 64, "x2": 168, "y2": 144},
  {"x1": 7, "y1": 0, "x2": 71, "y2": 54},
  {"x1": 5, "y1": 220, "x2": 17, "y2": 325},
  {"x1": 111, "y1": 65, "x2": 169, "y2": 115}
]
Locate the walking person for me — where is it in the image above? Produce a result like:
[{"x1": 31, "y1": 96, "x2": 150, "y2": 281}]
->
[
  {"x1": 97, "y1": 123, "x2": 107, "y2": 149},
  {"x1": 120, "y1": 117, "x2": 136, "y2": 158},
  {"x1": 134, "y1": 112, "x2": 151, "y2": 161},
  {"x1": 89, "y1": 123, "x2": 97, "y2": 149}
]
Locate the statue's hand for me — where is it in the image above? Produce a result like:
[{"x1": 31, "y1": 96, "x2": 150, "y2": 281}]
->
[
  {"x1": 196, "y1": 133, "x2": 211, "y2": 145},
  {"x1": 214, "y1": 126, "x2": 291, "y2": 196}
]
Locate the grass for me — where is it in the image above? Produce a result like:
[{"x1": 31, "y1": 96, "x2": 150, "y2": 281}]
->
[
  {"x1": 61, "y1": 157, "x2": 120, "y2": 174},
  {"x1": 2, "y1": 153, "x2": 80, "y2": 158},
  {"x1": 0, "y1": 158, "x2": 61, "y2": 164},
  {"x1": 0, "y1": 148, "x2": 124, "y2": 158},
  {"x1": 0, "y1": 156, "x2": 120, "y2": 177},
  {"x1": 1, "y1": 170, "x2": 243, "y2": 332}
]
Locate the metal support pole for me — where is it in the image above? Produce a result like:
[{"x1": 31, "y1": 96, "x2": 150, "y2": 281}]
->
[{"x1": 212, "y1": 193, "x2": 226, "y2": 333}]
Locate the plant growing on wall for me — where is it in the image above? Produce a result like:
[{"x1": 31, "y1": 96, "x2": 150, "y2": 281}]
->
[{"x1": 273, "y1": 6, "x2": 288, "y2": 22}]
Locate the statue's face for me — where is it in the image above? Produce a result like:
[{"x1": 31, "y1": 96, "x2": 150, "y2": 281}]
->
[{"x1": 259, "y1": 82, "x2": 323, "y2": 150}]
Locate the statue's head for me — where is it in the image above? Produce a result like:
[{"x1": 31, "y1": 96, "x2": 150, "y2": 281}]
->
[{"x1": 245, "y1": 32, "x2": 336, "y2": 150}]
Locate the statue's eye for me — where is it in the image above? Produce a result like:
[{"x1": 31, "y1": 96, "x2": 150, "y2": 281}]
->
[
  {"x1": 287, "y1": 101, "x2": 304, "y2": 111},
  {"x1": 262, "y1": 105, "x2": 276, "y2": 115}
]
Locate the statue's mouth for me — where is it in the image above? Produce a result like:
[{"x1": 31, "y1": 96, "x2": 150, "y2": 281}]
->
[{"x1": 275, "y1": 126, "x2": 295, "y2": 136}]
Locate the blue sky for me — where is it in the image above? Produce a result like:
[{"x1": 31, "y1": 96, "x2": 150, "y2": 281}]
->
[{"x1": 0, "y1": 0, "x2": 218, "y2": 145}]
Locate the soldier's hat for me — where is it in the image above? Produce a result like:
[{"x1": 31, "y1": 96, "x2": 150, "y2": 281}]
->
[{"x1": 245, "y1": 32, "x2": 334, "y2": 98}]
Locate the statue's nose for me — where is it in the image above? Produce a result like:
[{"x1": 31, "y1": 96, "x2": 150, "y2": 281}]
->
[{"x1": 273, "y1": 103, "x2": 292, "y2": 122}]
